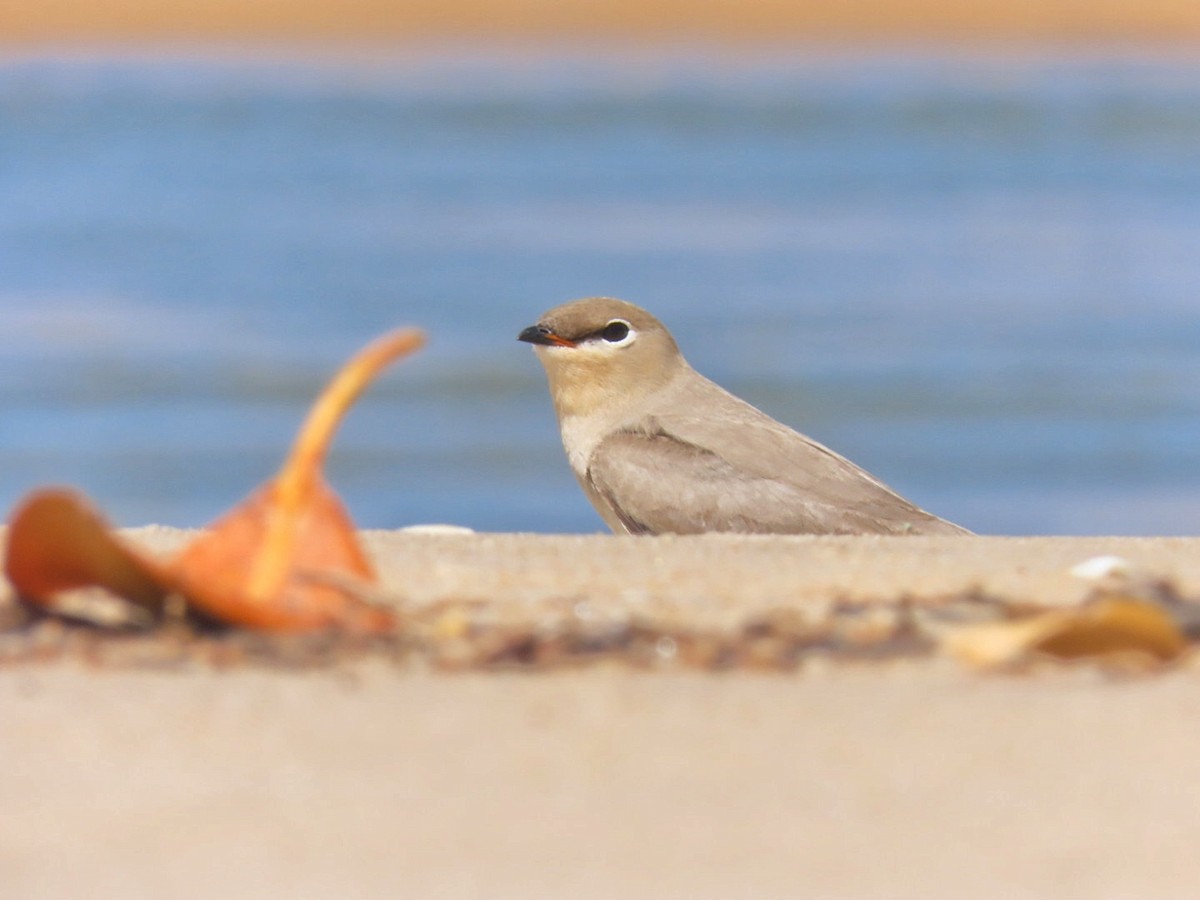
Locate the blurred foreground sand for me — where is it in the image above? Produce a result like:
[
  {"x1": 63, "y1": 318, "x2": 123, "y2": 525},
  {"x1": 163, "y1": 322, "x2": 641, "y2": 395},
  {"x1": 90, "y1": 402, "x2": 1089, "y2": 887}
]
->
[
  {"x1": 5, "y1": 531, "x2": 1200, "y2": 898},
  {"x1": 2, "y1": 0, "x2": 1200, "y2": 45}
]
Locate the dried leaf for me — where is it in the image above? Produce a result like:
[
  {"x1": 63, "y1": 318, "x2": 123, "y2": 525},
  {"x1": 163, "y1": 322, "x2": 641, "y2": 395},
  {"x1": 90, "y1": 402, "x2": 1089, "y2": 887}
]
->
[
  {"x1": 943, "y1": 597, "x2": 1187, "y2": 669},
  {"x1": 3, "y1": 328, "x2": 424, "y2": 635},
  {"x1": 167, "y1": 479, "x2": 385, "y2": 632},
  {"x1": 168, "y1": 328, "x2": 423, "y2": 632},
  {"x1": 4, "y1": 489, "x2": 172, "y2": 615},
  {"x1": 1034, "y1": 597, "x2": 1186, "y2": 661}
]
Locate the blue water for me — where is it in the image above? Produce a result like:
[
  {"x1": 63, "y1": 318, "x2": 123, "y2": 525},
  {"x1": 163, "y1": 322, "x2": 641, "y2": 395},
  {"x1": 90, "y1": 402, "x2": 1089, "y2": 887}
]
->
[{"x1": 2, "y1": 49, "x2": 1200, "y2": 534}]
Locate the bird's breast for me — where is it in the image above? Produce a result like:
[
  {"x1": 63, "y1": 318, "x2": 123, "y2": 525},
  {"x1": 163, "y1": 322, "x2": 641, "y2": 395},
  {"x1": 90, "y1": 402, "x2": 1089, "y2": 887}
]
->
[{"x1": 558, "y1": 413, "x2": 607, "y2": 477}]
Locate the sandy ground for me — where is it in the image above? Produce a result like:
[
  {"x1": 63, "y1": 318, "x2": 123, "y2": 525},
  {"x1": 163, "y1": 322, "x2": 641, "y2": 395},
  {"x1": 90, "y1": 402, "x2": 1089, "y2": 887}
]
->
[
  {"x1": 5, "y1": 530, "x2": 1200, "y2": 898},
  {"x1": 3, "y1": 0, "x2": 1200, "y2": 45}
]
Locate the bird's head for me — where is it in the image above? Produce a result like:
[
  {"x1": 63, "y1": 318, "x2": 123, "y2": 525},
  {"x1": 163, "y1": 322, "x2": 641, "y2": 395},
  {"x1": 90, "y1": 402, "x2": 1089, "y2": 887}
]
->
[{"x1": 518, "y1": 297, "x2": 684, "y2": 420}]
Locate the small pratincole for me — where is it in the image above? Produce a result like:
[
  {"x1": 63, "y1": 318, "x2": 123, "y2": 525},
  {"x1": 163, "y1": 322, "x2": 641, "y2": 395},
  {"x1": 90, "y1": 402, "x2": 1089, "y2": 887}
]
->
[{"x1": 519, "y1": 297, "x2": 969, "y2": 536}]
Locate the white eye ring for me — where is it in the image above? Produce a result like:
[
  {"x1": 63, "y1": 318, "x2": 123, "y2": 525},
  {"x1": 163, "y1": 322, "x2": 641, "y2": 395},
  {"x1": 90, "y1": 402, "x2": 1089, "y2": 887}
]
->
[{"x1": 600, "y1": 319, "x2": 636, "y2": 347}]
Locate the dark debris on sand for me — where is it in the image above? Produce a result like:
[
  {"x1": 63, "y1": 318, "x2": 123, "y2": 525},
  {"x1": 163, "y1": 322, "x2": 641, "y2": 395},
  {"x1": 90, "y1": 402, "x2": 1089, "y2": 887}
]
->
[
  {"x1": 0, "y1": 589, "x2": 1058, "y2": 673},
  {"x1": 2, "y1": 575, "x2": 1198, "y2": 674}
]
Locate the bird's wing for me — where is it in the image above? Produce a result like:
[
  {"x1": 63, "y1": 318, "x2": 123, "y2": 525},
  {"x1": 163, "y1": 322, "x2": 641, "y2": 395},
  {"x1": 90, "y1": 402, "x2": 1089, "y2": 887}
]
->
[
  {"x1": 586, "y1": 428, "x2": 963, "y2": 535},
  {"x1": 650, "y1": 376, "x2": 893, "y2": 494},
  {"x1": 651, "y1": 372, "x2": 968, "y2": 531}
]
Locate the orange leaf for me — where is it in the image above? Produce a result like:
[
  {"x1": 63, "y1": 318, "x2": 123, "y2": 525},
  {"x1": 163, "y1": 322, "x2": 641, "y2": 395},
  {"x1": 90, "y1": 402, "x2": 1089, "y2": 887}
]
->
[
  {"x1": 943, "y1": 597, "x2": 1187, "y2": 669},
  {"x1": 4, "y1": 488, "x2": 172, "y2": 614},
  {"x1": 168, "y1": 327, "x2": 424, "y2": 633},
  {"x1": 168, "y1": 478, "x2": 384, "y2": 632},
  {"x1": 1033, "y1": 597, "x2": 1186, "y2": 662},
  {"x1": 3, "y1": 327, "x2": 425, "y2": 635}
]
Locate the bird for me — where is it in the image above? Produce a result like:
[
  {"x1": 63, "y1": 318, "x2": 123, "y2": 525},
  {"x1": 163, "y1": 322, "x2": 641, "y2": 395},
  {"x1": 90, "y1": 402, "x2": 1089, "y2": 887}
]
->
[{"x1": 518, "y1": 297, "x2": 969, "y2": 536}]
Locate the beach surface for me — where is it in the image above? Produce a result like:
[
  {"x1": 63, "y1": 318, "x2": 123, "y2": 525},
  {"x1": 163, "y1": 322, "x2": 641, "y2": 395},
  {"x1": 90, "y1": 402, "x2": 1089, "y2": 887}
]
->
[
  {"x1": 5, "y1": 530, "x2": 1200, "y2": 898},
  {"x1": 3, "y1": 0, "x2": 1200, "y2": 45}
]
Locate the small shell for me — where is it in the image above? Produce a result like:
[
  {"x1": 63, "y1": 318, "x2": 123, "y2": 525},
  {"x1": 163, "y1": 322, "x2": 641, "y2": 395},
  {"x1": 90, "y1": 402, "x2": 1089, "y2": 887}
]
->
[
  {"x1": 397, "y1": 524, "x2": 476, "y2": 535},
  {"x1": 1068, "y1": 555, "x2": 1131, "y2": 580}
]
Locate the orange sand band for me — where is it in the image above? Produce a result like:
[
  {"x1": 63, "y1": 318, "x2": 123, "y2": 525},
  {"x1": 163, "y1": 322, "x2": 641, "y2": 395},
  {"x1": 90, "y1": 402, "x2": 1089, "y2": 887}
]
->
[{"x1": 3, "y1": 0, "x2": 1200, "y2": 45}]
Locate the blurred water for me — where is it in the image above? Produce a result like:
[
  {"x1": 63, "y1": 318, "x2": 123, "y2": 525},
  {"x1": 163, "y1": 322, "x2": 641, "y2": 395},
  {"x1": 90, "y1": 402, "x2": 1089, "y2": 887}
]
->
[{"x1": 1, "y1": 49, "x2": 1199, "y2": 534}]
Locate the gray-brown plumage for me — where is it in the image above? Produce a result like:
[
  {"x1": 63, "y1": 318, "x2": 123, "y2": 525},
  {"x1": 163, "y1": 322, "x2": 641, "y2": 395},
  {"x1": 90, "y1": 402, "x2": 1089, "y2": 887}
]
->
[{"x1": 518, "y1": 297, "x2": 969, "y2": 536}]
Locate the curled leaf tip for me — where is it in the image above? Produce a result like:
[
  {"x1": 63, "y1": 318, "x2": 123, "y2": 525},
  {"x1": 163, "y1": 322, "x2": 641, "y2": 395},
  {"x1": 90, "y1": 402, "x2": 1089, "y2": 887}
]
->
[{"x1": 280, "y1": 327, "x2": 426, "y2": 495}]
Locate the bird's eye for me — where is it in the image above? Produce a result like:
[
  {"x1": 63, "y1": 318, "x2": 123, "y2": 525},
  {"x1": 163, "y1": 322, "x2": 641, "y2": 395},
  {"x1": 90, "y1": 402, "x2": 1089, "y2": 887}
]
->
[{"x1": 602, "y1": 320, "x2": 631, "y2": 343}]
